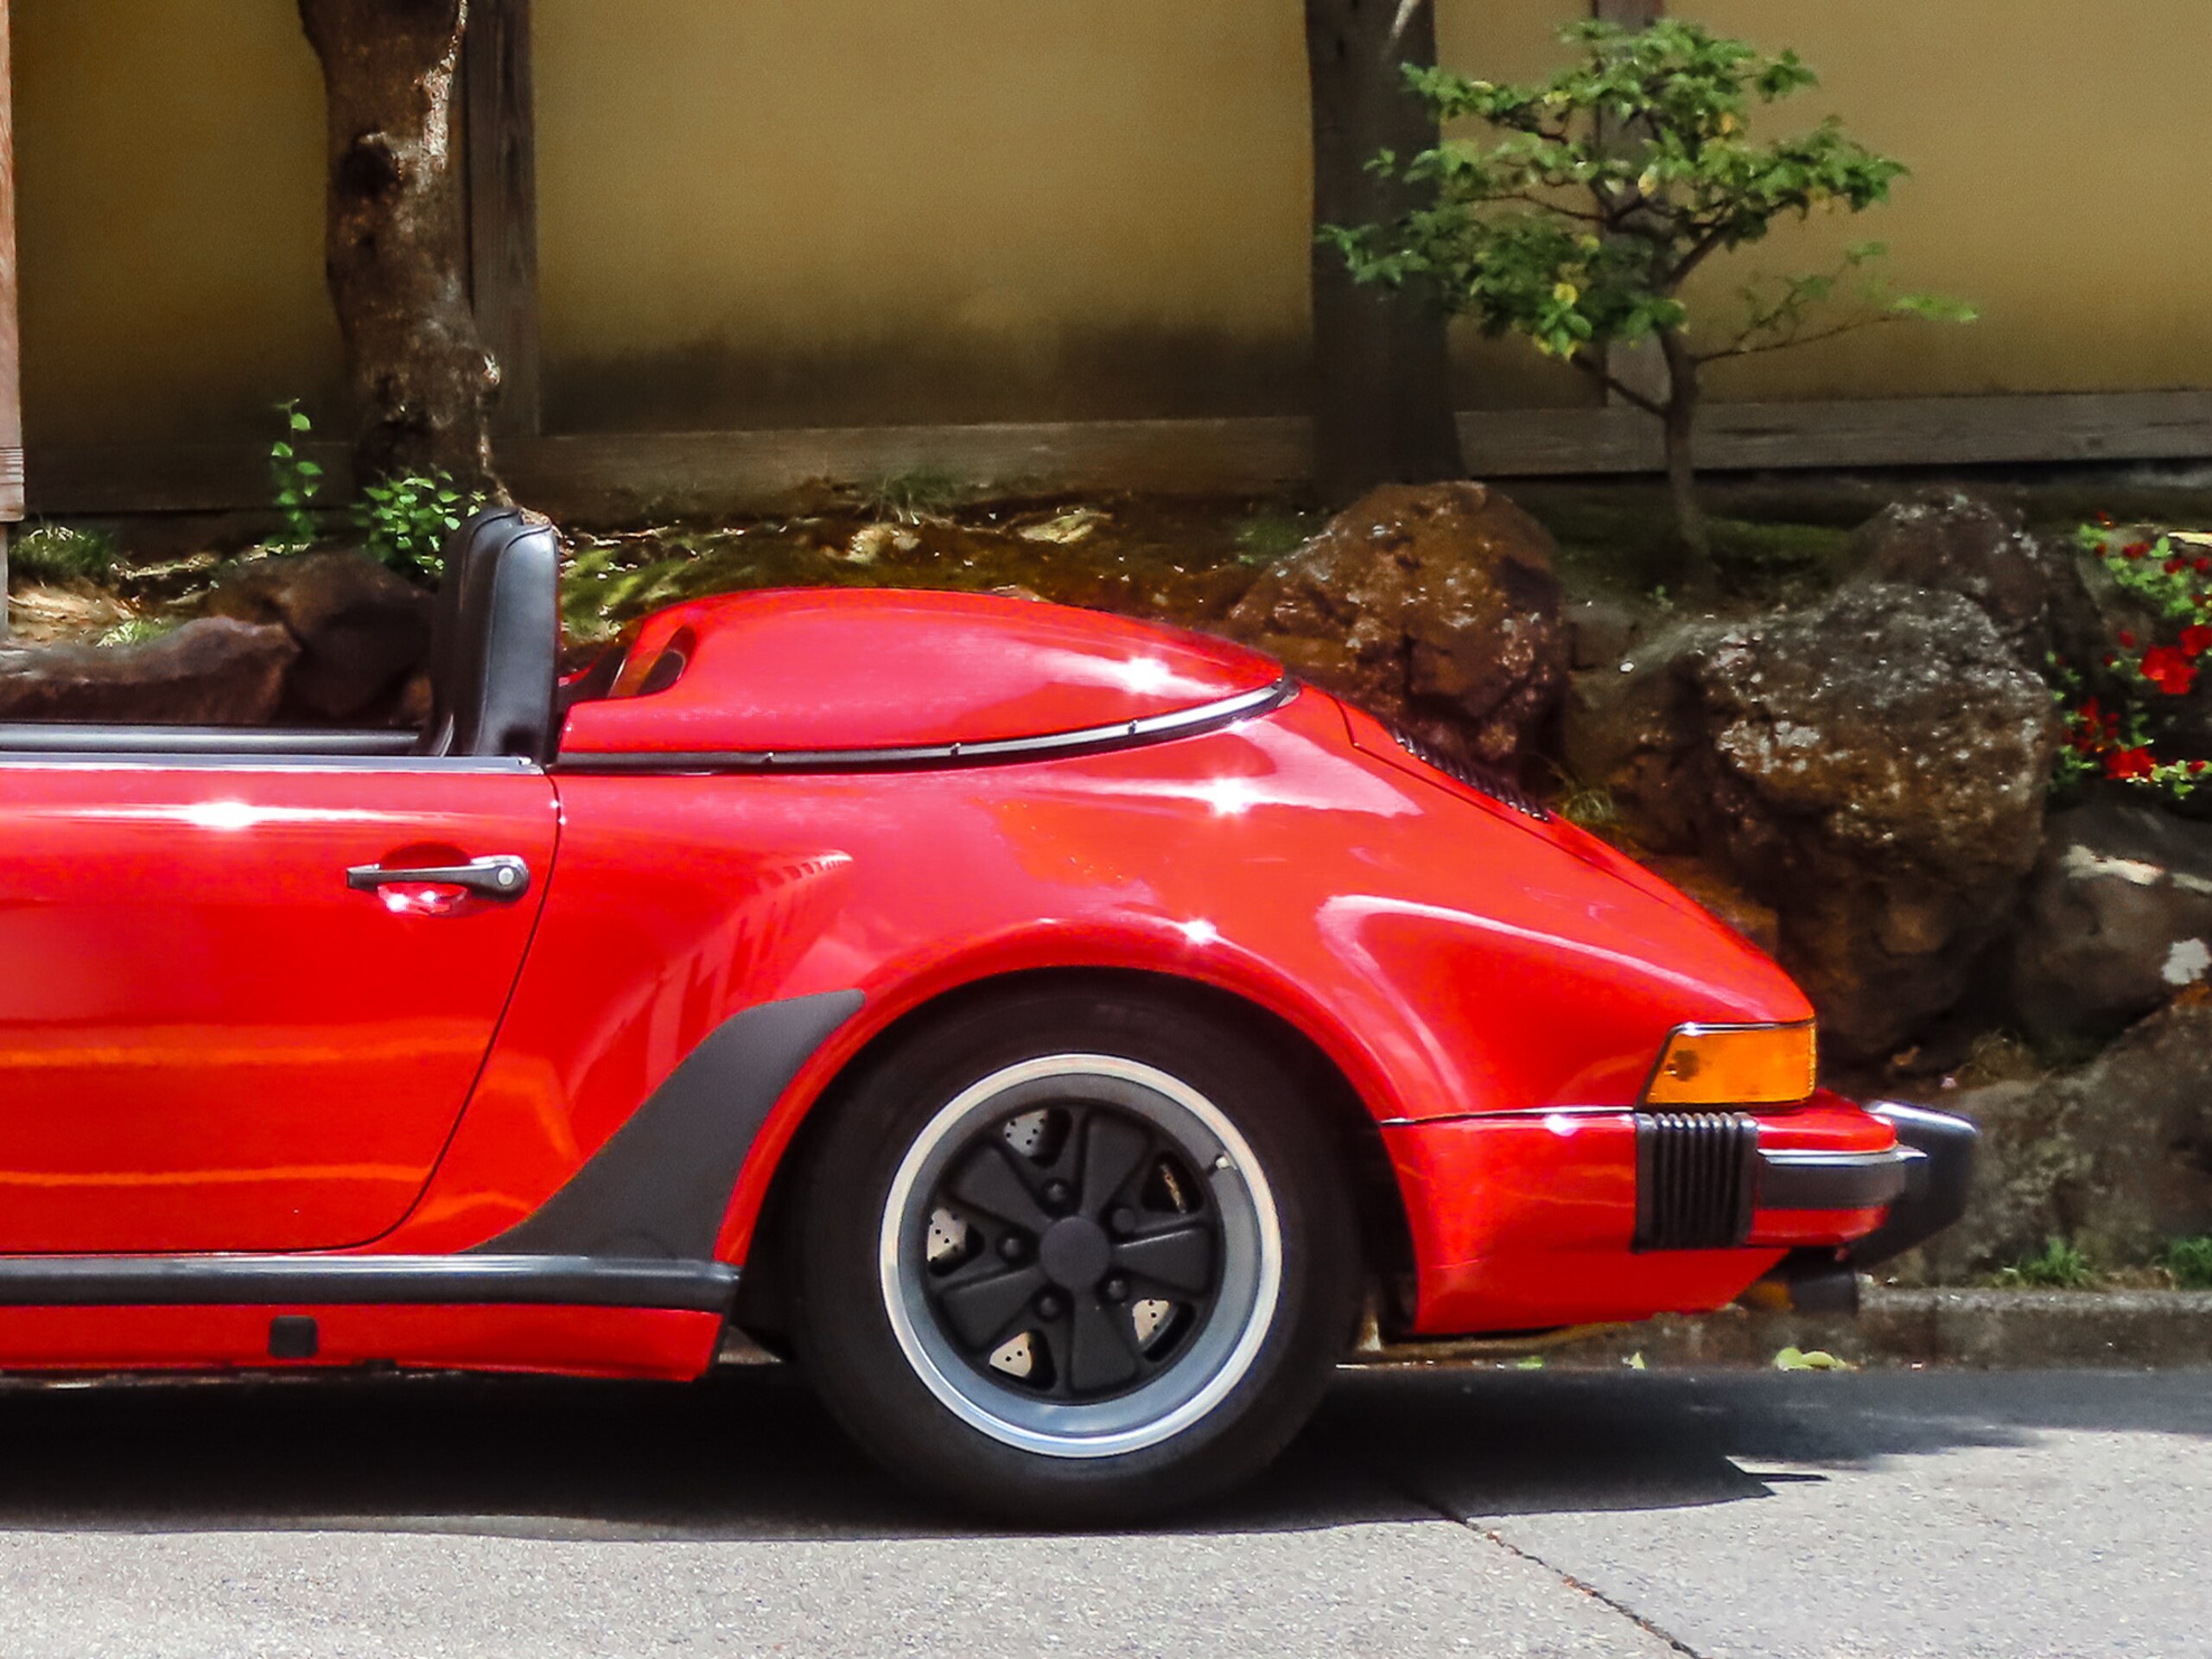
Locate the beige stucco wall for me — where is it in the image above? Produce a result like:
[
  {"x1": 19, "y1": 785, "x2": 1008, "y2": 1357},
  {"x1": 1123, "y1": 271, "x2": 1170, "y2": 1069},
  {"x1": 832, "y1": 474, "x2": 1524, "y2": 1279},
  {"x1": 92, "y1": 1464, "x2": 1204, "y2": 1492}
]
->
[
  {"x1": 532, "y1": 0, "x2": 1586, "y2": 430},
  {"x1": 1681, "y1": 0, "x2": 2212, "y2": 399},
  {"x1": 14, "y1": 0, "x2": 339, "y2": 448},
  {"x1": 9, "y1": 1, "x2": 2210, "y2": 448}
]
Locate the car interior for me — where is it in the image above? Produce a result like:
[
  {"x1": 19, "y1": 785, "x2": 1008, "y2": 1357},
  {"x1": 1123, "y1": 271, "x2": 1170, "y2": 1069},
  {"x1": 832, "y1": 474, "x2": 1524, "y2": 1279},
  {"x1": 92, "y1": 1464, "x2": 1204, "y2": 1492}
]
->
[{"x1": 0, "y1": 508, "x2": 567, "y2": 765}]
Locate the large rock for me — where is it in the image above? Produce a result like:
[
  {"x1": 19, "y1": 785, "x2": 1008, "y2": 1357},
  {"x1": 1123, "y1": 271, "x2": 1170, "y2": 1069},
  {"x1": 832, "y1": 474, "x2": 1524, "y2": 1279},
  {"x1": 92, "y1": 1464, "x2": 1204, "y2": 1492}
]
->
[
  {"x1": 0, "y1": 619, "x2": 298, "y2": 725},
  {"x1": 2011, "y1": 801, "x2": 2212, "y2": 1043},
  {"x1": 1225, "y1": 482, "x2": 1567, "y2": 769},
  {"x1": 203, "y1": 550, "x2": 432, "y2": 722},
  {"x1": 1847, "y1": 490, "x2": 2064, "y2": 663},
  {"x1": 1910, "y1": 1001, "x2": 2212, "y2": 1281},
  {"x1": 1567, "y1": 584, "x2": 2061, "y2": 1060}
]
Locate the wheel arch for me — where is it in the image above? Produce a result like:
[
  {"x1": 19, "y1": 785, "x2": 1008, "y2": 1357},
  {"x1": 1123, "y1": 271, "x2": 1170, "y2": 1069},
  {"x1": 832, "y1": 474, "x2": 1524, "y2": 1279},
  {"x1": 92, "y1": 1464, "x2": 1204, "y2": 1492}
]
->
[{"x1": 729, "y1": 965, "x2": 1416, "y2": 1354}]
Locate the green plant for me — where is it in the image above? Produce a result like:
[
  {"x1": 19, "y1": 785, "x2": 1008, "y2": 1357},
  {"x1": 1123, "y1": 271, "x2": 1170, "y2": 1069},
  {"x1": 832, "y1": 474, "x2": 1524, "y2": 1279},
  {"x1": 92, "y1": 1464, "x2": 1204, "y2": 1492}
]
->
[
  {"x1": 1325, "y1": 20, "x2": 1971, "y2": 584},
  {"x1": 1552, "y1": 772, "x2": 1620, "y2": 833},
  {"x1": 2049, "y1": 522, "x2": 2212, "y2": 803},
  {"x1": 270, "y1": 402, "x2": 481, "y2": 582},
  {"x1": 1233, "y1": 511, "x2": 1317, "y2": 563},
  {"x1": 1995, "y1": 1236, "x2": 2096, "y2": 1289},
  {"x1": 2162, "y1": 1235, "x2": 2212, "y2": 1290},
  {"x1": 861, "y1": 467, "x2": 970, "y2": 525},
  {"x1": 10, "y1": 524, "x2": 120, "y2": 585},
  {"x1": 270, "y1": 401, "x2": 326, "y2": 553},
  {"x1": 356, "y1": 470, "x2": 476, "y2": 583},
  {"x1": 96, "y1": 616, "x2": 175, "y2": 648}
]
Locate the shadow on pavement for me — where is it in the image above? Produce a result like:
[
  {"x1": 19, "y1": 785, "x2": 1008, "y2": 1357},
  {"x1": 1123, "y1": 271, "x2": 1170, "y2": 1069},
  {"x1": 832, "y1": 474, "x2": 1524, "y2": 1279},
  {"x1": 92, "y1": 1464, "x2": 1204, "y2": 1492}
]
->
[{"x1": 0, "y1": 1363, "x2": 2201, "y2": 1541}]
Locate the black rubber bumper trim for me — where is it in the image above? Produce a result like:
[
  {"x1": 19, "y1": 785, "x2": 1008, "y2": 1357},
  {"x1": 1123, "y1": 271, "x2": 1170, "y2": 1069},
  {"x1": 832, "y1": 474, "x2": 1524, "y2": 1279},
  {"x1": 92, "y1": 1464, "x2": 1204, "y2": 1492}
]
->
[
  {"x1": 0, "y1": 1255, "x2": 738, "y2": 1313},
  {"x1": 554, "y1": 677, "x2": 1297, "y2": 775},
  {"x1": 1756, "y1": 1145, "x2": 1922, "y2": 1211},
  {"x1": 1842, "y1": 1102, "x2": 1980, "y2": 1268}
]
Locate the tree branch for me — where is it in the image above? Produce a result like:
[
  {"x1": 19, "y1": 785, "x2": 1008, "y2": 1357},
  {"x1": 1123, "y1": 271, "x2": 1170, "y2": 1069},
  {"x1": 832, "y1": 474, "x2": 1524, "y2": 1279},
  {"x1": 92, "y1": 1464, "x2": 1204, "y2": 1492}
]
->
[
  {"x1": 1567, "y1": 349, "x2": 1668, "y2": 417},
  {"x1": 1696, "y1": 312, "x2": 1903, "y2": 364}
]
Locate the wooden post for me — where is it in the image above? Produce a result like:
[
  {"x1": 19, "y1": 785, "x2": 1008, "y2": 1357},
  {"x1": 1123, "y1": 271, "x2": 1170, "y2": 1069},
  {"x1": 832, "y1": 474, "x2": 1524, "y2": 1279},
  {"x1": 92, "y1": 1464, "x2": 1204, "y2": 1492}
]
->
[
  {"x1": 465, "y1": 0, "x2": 541, "y2": 438},
  {"x1": 0, "y1": 0, "x2": 22, "y2": 637},
  {"x1": 1592, "y1": 0, "x2": 1667, "y2": 410}
]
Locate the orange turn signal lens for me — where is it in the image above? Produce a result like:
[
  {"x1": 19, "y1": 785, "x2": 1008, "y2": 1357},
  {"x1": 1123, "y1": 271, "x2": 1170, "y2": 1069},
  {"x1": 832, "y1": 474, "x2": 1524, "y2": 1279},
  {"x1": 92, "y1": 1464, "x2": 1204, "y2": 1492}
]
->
[{"x1": 1643, "y1": 1023, "x2": 1816, "y2": 1107}]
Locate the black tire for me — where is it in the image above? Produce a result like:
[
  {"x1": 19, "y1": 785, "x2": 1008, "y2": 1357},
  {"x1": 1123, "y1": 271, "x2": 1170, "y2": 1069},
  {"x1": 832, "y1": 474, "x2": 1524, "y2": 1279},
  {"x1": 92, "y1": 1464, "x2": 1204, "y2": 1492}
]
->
[{"x1": 789, "y1": 986, "x2": 1360, "y2": 1525}]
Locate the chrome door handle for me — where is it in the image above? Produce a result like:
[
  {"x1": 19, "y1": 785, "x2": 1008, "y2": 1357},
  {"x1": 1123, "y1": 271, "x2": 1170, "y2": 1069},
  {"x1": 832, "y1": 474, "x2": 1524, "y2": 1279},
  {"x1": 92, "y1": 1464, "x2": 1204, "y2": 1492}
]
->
[{"x1": 346, "y1": 855, "x2": 532, "y2": 901}]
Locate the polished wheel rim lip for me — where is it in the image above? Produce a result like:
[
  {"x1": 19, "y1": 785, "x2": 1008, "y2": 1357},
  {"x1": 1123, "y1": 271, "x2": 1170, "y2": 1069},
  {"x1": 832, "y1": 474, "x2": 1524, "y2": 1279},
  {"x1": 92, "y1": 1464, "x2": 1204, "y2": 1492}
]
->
[{"x1": 879, "y1": 1053, "x2": 1283, "y2": 1460}]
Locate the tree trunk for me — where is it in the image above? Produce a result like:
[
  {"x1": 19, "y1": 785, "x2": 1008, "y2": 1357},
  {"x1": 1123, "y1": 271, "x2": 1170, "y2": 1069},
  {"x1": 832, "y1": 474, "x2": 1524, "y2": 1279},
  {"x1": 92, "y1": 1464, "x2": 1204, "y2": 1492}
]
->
[
  {"x1": 1656, "y1": 329, "x2": 1714, "y2": 593},
  {"x1": 298, "y1": 0, "x2": 499, "y2": 490},
  {"x1": 1305, "y1": 0, "x2": 1464, "y2": 505}
]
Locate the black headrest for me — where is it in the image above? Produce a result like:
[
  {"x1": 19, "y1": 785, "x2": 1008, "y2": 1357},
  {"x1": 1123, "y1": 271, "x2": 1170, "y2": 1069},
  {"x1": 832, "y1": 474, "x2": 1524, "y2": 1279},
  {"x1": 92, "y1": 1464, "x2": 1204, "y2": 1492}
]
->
[
  {"x1": 419, "y1": 505, "x2": 525, "y2": 754},
  {"x1": 448, "y1": 513, "x2": 562, "y2": 763}
]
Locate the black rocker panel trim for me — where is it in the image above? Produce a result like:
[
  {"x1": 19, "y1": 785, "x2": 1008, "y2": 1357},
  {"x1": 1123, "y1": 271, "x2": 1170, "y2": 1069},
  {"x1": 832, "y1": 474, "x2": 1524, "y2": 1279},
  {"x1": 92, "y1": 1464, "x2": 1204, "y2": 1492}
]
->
[
  {"x1": 555, "y1": 679, "x2": 1298, "y2": 776},
  {"x1": 0, "y1": 1255, "x2": 736, "y2": 1313},
  {"x1": 477, "y1": 988, "x2": 868, "y2": 1262}
]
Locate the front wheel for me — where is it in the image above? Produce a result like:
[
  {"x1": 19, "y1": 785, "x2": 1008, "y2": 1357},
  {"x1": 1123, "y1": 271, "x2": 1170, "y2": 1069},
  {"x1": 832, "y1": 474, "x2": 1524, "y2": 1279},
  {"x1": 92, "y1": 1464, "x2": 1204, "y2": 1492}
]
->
[{"x1": 790, "y1": 988, "x2": 1359, "y2": 1523}]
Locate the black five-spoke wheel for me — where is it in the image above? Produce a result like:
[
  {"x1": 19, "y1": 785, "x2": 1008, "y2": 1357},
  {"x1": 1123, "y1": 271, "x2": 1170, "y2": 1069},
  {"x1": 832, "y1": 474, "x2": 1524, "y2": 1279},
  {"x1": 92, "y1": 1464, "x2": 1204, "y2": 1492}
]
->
[
  {"x1": 791, "y1": 988, "x2": 1356, "y2": 1522},
  {"x1": 918, "y1": 1092, "x2": 1224, "y2": 1402}
]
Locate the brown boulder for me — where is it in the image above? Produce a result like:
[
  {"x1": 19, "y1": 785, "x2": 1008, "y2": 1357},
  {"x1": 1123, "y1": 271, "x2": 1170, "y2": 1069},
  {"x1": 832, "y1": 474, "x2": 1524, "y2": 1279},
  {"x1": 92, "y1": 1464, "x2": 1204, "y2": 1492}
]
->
[
  {"x1": 1908, "y1": 1001, "x2": 2212, "y2": 1282},
  {"x1": 1224, "y1": 482, "x2": 1567, "y2": 769},
  {"x1": 1636, "y1": 855, "x2": 1782, "y2": 957},
  {"x1": 203, "y1": 550, "x2": 432, "y2": 722},
  {"x1": 0, "y1": 619, "x2": 298, "y2": 725}
]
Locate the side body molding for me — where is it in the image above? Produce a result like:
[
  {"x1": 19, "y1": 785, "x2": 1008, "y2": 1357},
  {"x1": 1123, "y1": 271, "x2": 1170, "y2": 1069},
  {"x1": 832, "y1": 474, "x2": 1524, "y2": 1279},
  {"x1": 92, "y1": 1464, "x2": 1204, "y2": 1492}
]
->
[{"x1": 475, "y1": 988, "x2": 867, "y2": 1262}]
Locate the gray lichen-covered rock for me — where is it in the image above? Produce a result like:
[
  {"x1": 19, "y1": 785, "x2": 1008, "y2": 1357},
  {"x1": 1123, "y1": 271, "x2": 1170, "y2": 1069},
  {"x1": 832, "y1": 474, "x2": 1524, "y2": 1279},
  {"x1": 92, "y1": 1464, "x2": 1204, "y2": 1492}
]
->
[
  {"x1": 1564, "y1": 584, "x2": 2062, "y2": 1060},
  {"x1": 1847, "y1": 490, "x2": 2067, "y2": 663},
  {"x1": 1909, "y1": 1001, "x2": 2212, "y2": 1281},
  {"x1": 2011, "y1": 801, "x2": 2212, "y2": 1042},
  {"x1": 1225, "y1": 481, "x2": 1567, "y2": 771},
  {"x1": 0, "y1": 618, "x2": 299, "y2": 726},
  {"x1": 1683, "y1": 585, "x2": 2062, "y2": 1058}
]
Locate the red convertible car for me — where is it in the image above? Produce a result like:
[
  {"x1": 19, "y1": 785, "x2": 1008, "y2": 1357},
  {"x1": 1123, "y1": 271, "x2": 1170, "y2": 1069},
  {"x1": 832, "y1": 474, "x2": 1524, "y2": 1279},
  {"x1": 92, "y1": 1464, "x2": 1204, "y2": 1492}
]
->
[{"x1": 0, "y1": 509, "x2": 1972, "y2": 1520}]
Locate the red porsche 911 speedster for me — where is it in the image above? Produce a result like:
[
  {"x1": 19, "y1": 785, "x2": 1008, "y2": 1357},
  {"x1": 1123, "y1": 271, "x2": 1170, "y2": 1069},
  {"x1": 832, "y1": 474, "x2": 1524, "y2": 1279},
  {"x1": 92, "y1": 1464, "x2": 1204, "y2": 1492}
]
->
[{"x1": 0, "y1": 509, "x2": 1973, "y2": 1521}]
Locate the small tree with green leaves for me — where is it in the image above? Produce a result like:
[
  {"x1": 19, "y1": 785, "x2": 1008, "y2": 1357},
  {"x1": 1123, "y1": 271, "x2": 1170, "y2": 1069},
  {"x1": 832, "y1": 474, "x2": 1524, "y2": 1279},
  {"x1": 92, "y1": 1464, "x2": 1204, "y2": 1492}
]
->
[{"x1": 1326, "y1": 20, "x2": 1973, "y2": 587}]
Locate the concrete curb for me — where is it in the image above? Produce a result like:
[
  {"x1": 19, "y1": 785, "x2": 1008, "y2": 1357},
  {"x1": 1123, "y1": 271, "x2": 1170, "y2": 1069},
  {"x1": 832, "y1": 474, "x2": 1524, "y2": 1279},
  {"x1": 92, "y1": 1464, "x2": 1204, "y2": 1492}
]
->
[{"x1": 1355, "y1": 1288, "x2": 2212, "y2": 1371}]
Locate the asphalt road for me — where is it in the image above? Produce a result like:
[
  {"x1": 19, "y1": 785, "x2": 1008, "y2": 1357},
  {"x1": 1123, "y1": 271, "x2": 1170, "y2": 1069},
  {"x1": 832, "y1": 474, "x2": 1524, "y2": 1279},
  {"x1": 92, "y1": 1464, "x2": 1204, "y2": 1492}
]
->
[{"x1": 0, "y1": 1363, "x2": 2200, "y2": 1658}]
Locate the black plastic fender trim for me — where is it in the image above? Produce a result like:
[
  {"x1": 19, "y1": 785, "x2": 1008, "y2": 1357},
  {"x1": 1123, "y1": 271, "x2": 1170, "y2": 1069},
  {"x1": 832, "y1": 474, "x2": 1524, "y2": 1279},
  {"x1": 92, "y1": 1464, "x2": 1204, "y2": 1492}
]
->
[{"x1": 475, "y1": 988, "x2": 867, "y2": 1262}]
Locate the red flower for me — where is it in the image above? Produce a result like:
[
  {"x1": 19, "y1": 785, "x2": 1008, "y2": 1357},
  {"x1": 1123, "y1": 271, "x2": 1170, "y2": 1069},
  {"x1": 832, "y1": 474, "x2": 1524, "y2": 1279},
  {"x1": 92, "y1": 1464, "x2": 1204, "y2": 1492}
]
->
[
  {"x1": 2168, "y1": 557, "x2": 2188, "y2": 575},
  {"x1": 2182, "y1": 625, "x2": 2212, "y2": 658},
  {"x1": 2196, "y1": 556, "x2": 2211, "y2": 575},
  {"x1": 2140, "y1": 645, "x2": 2198, "y2": 696},
  {"x1": 2103, "y1": 653, "x2": 2120, "y2": 669},
  {"x1": 2196, "y1": 760, "x2": 2210, "y2": 775},
  {"x1": 2119, "y1": 632, "x2": 2137, "y2": 649},
  {"x1": 2107, "y1": 747, "x2": 2157, "y2": 781},
  {"x1": 2122, "y1": 541, "x2": 2152, "y2": 559}
]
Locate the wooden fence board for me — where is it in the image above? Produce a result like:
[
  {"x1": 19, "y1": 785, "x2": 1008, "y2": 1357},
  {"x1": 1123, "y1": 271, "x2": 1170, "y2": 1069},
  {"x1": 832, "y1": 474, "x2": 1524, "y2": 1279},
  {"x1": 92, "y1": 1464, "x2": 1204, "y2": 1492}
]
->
[{"x1": 23, "y1": 393, "x2": 2212, "y2": 518}]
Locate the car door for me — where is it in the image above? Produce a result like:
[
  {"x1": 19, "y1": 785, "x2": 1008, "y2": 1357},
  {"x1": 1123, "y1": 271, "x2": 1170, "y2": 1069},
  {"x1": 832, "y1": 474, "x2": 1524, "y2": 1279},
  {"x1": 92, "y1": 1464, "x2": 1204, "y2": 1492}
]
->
[{"x1": 0, "y1": 752, "x2": 558, "y2": 1254}]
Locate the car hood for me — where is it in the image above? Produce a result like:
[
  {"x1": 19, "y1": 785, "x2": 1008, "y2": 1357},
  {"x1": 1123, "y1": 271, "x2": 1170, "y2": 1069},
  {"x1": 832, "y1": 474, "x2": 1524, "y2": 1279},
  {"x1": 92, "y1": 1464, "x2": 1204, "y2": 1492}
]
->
[{"x1": 559, "y1": 588, "x2": 1286, "y2": 759}]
